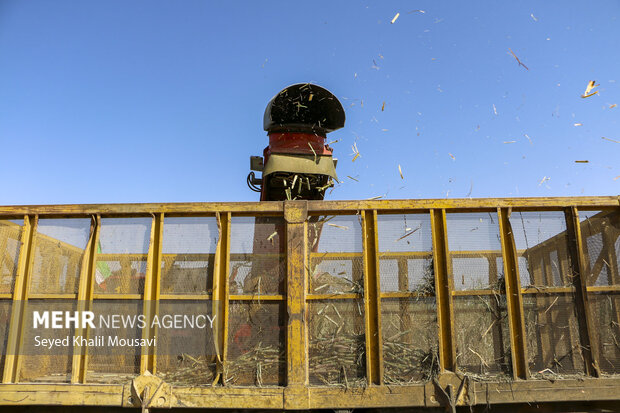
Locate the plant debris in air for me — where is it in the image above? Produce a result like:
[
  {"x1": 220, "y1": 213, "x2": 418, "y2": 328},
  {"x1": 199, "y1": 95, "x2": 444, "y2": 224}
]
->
[
  {"x1": 574, "y1": 123, "x2": 583, "y2": 127},
  {"x1": 610, "y1": 104, "x2": 617, "y2": 109},
  {"x1": 538, "y1": 176, "x2": 550, "y2": 186},
  {"x1": 602, "y1": 137, "x2": 620, "y2": 144},
  {"x1": 574, "y1": 160, "x2": 589, "y2": 163},
  {"x1": 351, "y1": 142, "x2": 361, "y2": 162},
  {"x1": 391, "y1": 13, "x2": 400, "y2": 24},
  {"x1": 449, "y1": 153, "x2": 456, "y2": 160},
  {"x1": 508, "y1": 48, "x2": 529, "y2": 70},
  {"x1": 327, "y1": 223, "x2": 349, "y2": 230},
  {"x1": 381, "y1": 101, "x2": 386, "y2": 111},
  {"x1": 398, "y1": 164, "x2": 404, "y2": 179},
  {"x1": 581, "y1": 80, "x2": 599, "y2": 98}
]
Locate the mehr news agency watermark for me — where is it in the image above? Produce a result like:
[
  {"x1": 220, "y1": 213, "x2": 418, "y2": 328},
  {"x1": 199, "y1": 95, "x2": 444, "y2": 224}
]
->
[{"x1": 32, "y1": 310, "x2": 216, "y2": 349}]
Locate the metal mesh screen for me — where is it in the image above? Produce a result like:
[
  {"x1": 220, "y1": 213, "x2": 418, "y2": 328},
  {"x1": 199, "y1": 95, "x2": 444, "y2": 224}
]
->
[
  {"x1": 454, "y1": 295, "x2": 511, "y2": 378},
  {"x1": 308, "y1": 299, "x2": 366, "y2": 387},
  {"x1": 30, "y1": 219, "x2": 90, "y2": 295},
  {"x1": 0, "y1": 219, "x2": 23, "y2": 294},
  {"x1": 308, "y1": 215, "x2": 363, "y2": 294},
  {"x1": 447, "y1": 213, "x2": 504, "y2": 291},
  {"x1": 381, "y1": 297, "x2": 438, "y2": 384},
  {"x1": 523, "y1": 294, "x2": 586, "y2": 378},
  {"x1": 377, "y1": 214, "x2": 433, "y2": 293},
  {"x1": 156, "y1": 300, "x2": 218, "y2": 386},
  {"x1": 19, "y1": 300, "x2": 76, "y2": 382},
  {"x1": 578, "y1": 210, "x2": 619, "y2": 287},
  {"x1": 230, "y1": 217, "x2": 285, "y2": 295},
  {"x1": 588, "y1": 292, "x2": 620, "y2": 375},
  {"x1": 94, "y1": 218, "x2": 151, "y2": 295},
  {"x1": 446, "y1": 213, "x2": 511, "y2": 378},
  {"x1": 226, "y1": 301, "x2": 285, "y2": 386},
  {"x1": 85, "y1": 299, "x2": 142, "y2": 384},
  {"x1": 510, "y1": 211, "x2": 574, "y2": 288},
  {"x1": 161, "y1": 217, "x2": 218, "y2": 295},
  {"x1": 0, "y1": 301, "x2": 11, "y2": 375}
]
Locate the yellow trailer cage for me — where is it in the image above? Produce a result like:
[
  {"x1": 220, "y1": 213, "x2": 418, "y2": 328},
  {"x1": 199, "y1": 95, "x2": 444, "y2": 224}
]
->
[{"x1": 0, "y1": 196, "x2": 619, "y2": 412}]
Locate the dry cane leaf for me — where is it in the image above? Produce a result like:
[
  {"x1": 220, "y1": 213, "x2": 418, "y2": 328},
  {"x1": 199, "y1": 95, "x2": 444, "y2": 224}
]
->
[
  {"x1": 448, "y1": 153, "x2": 455, "y2": 160},
  {"x1": 398, "y1": 164, "x2": 403, "y2": 179},
  {"x1": 614, "y1": 175, "x2": 620, "y2": 181},
  {"x1": 602, "y1": 137, "x2": 620, "y2": 144},
  {"x1": 366, "y1": 195, "x2": 383, "y2": 200},
  {"x1": 609, "y1": 104, "x2": 617, "y2": 109},
  {"x1": 574, "y1": 123, "x2": 583, "y2": 127},
  {"x1": 538, "y1": 176, "x2": 550, "y2": 186},
  {"x1": 327, "y1": 223, "x2": 349, "y2": 230},
  {"x1": 347, "y1": 175, "x2": 359, "y2": 182},
  {"x1": 574, "y1": 160, "x2": 589, "y2": 163},
  {"x1": 352, "y1": 153, "x2": 360, "y2": 162},
  {"x1": 391, "y1": 13, "x2": 400, "y2": 24},
  {"x1": 581, "y1": 80, "x2": 599, "y2": 98},
  {"x1": 381, "y1": 101, "x2": 386, "y2": 111},
  {"x1": 267, "y1": 231, "x2": 277, "y2": 242},
  {"x1": 503, "y1": 141, "x2": 516, "y2": 144}
]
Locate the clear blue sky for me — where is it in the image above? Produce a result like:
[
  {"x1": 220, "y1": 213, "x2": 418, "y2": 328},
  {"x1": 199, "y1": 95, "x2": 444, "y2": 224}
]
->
[{"x1": 0, "y1": 1, "x2": 618, "y2": 205}]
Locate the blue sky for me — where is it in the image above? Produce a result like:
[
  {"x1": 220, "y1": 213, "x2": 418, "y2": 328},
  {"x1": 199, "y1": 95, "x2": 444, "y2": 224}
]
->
[{"x1": 0, "y1": 1, "x2": 618, "y2": 205}]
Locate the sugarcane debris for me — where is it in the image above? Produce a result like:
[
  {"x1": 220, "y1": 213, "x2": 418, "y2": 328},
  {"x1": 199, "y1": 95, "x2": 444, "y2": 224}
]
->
[
  {"x1": 327, "y1": 223, "x2": 349, "y2": 230},
  {"x1": 530, "y1": 13, "x2": 538, "y2": 22},
  {"x1": 602, "y1": 136, "x2": 620, "y2": 144},
  {"x1": 266, "y1": 231, "x2": 278, "y2": 243},
  {"x1": 398, "y1": 164, "x2": 404, "y2": 179},
  {"x1": 574, "y1": 160, "x2": 589, "y2": 163},
  {"x1": 391, "y1": 13, "x2": 400, "y2": 24},
  {"x1": 396, "y1": 224, "x2": 422, "y2": 242},
  {"x1": 538, "y1": 176, "x2": 550, "y2": 186},
  {"x1": 347, "y1": 175, "x2": 359, "y2": 182},
  {"x1": 610, "y1": 104, "x2": 617, "y2": 109},
  {"x1": 508, "y1": 48, "x2": 529, "y2": 70},
  {"x1": 382, "y1": 101, "x2": 386, "y2": 111},
  {"x1": 573, "y1": 123, "x2": 583, "y2": 127},
  {"x1": 351, "y1": 142, "x2": 361, "y2": 162},
  {"x1": 581, "y1": 80, "x2": 599, "y2": 98},
  {"x1": 449, "y1": 153, "x2": 456, "y2": 160},
  {"x1": 493, "y1": 104, "x2": 498, "y2": 115}
]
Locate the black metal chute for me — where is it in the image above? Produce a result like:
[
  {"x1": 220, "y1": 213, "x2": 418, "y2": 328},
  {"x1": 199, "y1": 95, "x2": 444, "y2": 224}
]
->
[{"x1": 263, "y1": 83, "x2": 345, "y2": 133}]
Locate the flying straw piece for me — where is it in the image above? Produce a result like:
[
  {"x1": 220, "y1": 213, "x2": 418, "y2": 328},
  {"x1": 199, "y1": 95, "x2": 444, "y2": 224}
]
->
[
  {"x1": 407, "y1": 9, "x2": 425, "y2": 14},
  {"x1": 493, "y1": 104, "x2": 498, "y2": 115},
  {"x1": 575, "y1": 160, "x2": 589, "y2": 163},
  {"x1": 449, "y1": 153, "x2": 456, "y2": 160},
  {"x1": 308, "y1": 142, "x2": 318, "y2": 162},
  {"x1": 503, "y1": 141, "x2": 516, "y2": 144},
  {"x1": 508, "y1": 48, "x2": 529, "y2": 70},
  {"x1": 351, "y1": 142, "x2": 361, "y2": 161},
  {"x1": 602, "y1": 137, "x2": 620, "y2": 144},
  {"x1": 614, "y1": 175, "x2": 620, "y2": 181},
  {"x1": 308, "y1": 93, "x2": 313, "y2": 101},
  {"x1": 530, "y1": 13, "x2": 538, "y2": 22},
  {"x1": 398, "y1": 164, "x2": 404, "y2": 179},
  {"x1": 382, "y1": 101, "x2": 386, "y2": 111},
  {"x1": 524, "y1": 134, "x2": 533, "y2": 144},
  {"x1": 347, "y1": 175, "x2": 359, "y2": 182},
  {"x1": 327, "y1": 223, "x2": 349, "y2": 230},
  {"x1": 538, "y1": 176, "x2": 550, "y2": 186},
  {"x1": 610, "y1": 104, "x2": 617, "y2": 109},
  {"x1": 574, "y1": 123, "x2": 583, "y2": 127},
  {"x1": 267, "y1": 231, "x2": 278, "y2": 243},
  {"x1": 366, "y1": 196, "x2": 383, "y2": 200},
  {"x1": 391, "y1": 13, "x2": 400, "y2": 24},
  {"x1": 581, "y1": 80, "x2": 599, "y2": 98},
  {"x1": 396, "y1": 224, "x2": 422, "y2": 241}
]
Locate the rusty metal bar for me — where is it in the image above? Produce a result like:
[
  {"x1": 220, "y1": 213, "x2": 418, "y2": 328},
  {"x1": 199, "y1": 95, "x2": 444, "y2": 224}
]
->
[
  {"x1": 565, "y1": 207, "x2": 600, "y2": 376},
  {"x1": 2, "y1": 215, "x2": 37, "y2": 383},
  {"x1": 284, "y1": 201, "x2": 308, "y2": 388},
  {"x1": 430, "y1": 209, "x2": 456, "y2": 371},
  {"x1": 211, "y1": 212, "x2": 231, "y2": 385},
  {"x1": 498, "y1": 208, "x2": 529, "y2": 379},
  {"x1": 362, "y1": 210, "x2": 383, "y2": 385}
]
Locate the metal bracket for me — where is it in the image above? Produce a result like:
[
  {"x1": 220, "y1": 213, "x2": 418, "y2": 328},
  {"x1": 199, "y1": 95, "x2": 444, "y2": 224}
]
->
[{"x1": 123, "y1": 372, "x2": 174, "y2": 409}]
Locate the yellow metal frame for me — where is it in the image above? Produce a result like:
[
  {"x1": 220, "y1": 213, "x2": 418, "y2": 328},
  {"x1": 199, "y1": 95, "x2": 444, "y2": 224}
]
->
[{"x1": 0, "y1": 196, "x2": 618, "y2": 410}]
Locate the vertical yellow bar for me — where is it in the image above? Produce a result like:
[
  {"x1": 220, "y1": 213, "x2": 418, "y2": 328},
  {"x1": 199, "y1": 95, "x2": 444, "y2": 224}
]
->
[
  {"x1": 81, "y1": 215, "x2": 100, "y2": 382},
  {"x1": 71, "y1": 215, "x2": 98, "y2": 383},
  {"x1": 565, "y1": 207, "x2": 600, "y2": 376},
  {"x1": 498, "y1": 208, "x2": 529, "y2": 379},
  {"x1": 141, "y1": 213, "x2": 163, "y2": 374},
  {"x1": 430, "y1": 209, "x2": 456, "y2": 371},
  {"x1": 2, "y1": 215, "x2": 37, "y2": 383},
  {"x1": 362, "y1": 210, "x2": 383, "y2": 385},
  {"x1": 284, "y1": 201, "x2": 308, "y2": 388},
  {"x1": 211, "y1": 211, "x2": 231, "y2": 385}
]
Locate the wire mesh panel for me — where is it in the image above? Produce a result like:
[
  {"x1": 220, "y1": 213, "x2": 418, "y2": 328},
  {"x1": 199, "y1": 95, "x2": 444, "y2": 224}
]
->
[
  {"x1": 578, "y1": 210, "x2": 619, "y2": 287},
  {"x1": 0, "y1": 219, "x2": 23, "y2": 294},
  {"x1": 446, "y1": 213, "x2": 511, "y2": 378},
  {"x1": 588, "y1": 292, "x2": 620, "y2": 375},
  {"x1": 160, "y1": 217, "x2": 218, "y2": 295},
  {"x1": 377, "y1": 214, "x2": 433, "y2": 292},
  {"x1": 19, "y1": 300, "x2": 76, "y2": 382},
  {"x1": 0, "y1": 301, "x2": 11, "y2": 375},
  {"x1": 510, "y1": 211, "x2": 585, "y2": 378},
  {"x1": 578, "y1": 210, "x2": 620, "y2": 375},
  {"x1": 226, "y1": 301, "x2": 285, "y2": 386},
  {"x1": 523, "y1": 294, "x2": 585, "y2": 377},
  {"x1": 30, "y1": 219, "x2": 90, "y2": 295},
  {"x1": 229, "y1": 217, "x2": 285, "y2": 295},
  {"x1": 381, "y1": 297, "x2": 438, "y2": 384},
  {"x1": 156, "y1": 300, "x2": 218, "y2": 385},
  {"x1": 94, "y1": 218, "x2": 151, "y2": 295},
  {"x1": 308, "y1": 215, "x2": 363, "y2": 294},
  {"x1": 85, "y1": 299, "x2": 142, "y2": 384},
  {"x1": 308, "y1": 299, "x2": 366, "y2": 387}
]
